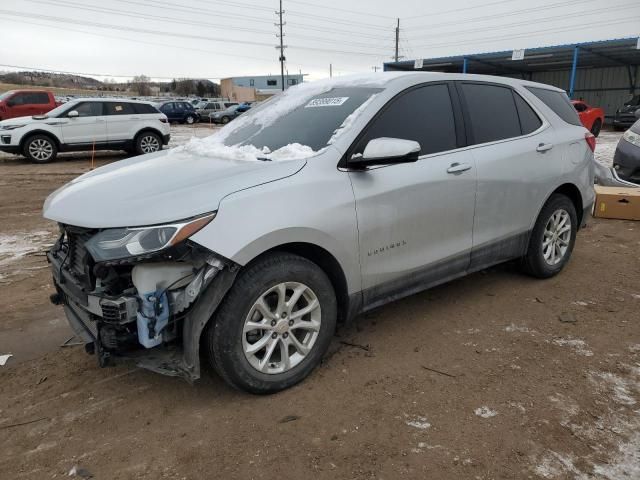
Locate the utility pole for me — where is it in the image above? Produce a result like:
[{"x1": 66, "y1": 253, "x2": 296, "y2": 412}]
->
[
  {"x1": 394, "y1": 18, "x2": 400, "y2": 63},
  {"x1": 329, "y1": 63, "x2": 332, "y2": 78},
  {"x1": 372, "y1": 66, "x2": 380, "y2": 72},
  {"x1": 276, "y1": 0, "x2": 286, "y2": 91}
]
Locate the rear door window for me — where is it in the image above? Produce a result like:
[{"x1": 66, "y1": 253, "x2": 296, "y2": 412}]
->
[
  {"x1": 460, "y1": 83, "x2": 521, "y2": 144},
  {"x1": 355, "y1": 83, "x2": 457, "y2": 156},
  {"x1": 105, "y1": 102, "x2": 136, "y2": 115},
  {"x1": 526, "y1": 87, "x2": 582, "y2": 126},
  {"x1": 133, "y1": 103, "x2": 159, "y2": 114}
]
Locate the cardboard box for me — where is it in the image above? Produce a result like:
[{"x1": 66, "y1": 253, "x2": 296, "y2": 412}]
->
[{"x1": 593, "y1": 185, "x2": 640, "y2": 221}]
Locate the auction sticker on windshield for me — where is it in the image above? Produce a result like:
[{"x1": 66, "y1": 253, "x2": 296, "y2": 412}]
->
[{"x1": 305, "y1": 97, "x2": 349, "y2": 108}]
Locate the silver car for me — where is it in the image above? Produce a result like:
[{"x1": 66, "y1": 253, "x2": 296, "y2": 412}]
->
[{"x1": 43, "y1": 72, "x2": 595, "y2": 393}]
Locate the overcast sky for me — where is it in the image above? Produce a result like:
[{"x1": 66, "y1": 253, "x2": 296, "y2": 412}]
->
[{"x1": 0, "y1": 0, "x2": 638, "y2": 82}]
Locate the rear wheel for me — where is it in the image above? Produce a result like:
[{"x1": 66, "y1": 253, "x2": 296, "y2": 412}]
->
[
  {"x1": 522, "y1": 194, "x2": 577, "y2": 278},
  {"x1": 135, "y1": 132, "x2": 162, "y2": 155},
  {"x1": 590, "y1": 118, "x2": 602, "y2": 137},
  {"x1": 23, "y1": 134, "x2": 57, "y2": 163},
  {"x1": 206, "y1": 253, "x2": 337, "y2": 394},
  {"x1": 185, "y1": 115, "x2": 195, "y2": 124}
]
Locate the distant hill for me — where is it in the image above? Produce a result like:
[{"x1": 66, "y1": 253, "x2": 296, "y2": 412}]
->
[
  {"x1": 0, "y1": 71, "x2": 220, "y2": 96},
  {"x1": 0, "y1": 71, "x2": 102, "y2": 89}
]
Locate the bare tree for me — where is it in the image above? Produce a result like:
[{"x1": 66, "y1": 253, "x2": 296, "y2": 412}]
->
[{"x1": 132, "y1": 74, "x2": 151, "y2": 96}]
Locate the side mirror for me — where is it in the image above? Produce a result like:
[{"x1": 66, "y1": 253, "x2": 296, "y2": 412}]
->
[
  {"x1": 635, "y1": 109, "x2": 640, "y2": 120},
  {"x1": 349, "y1": 137, "x2": 421, "y2": 168},
  {"x1": 67, "y1": 110, "x2": 79, "y2": 118}
]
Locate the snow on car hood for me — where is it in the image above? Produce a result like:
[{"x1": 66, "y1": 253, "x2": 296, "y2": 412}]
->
[{"x1": 43, "y1": 148, "x2": 307, "y2": 228}]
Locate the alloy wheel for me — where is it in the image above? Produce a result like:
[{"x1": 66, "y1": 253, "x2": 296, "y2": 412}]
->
[
  {"x1": 140, "y1": 135, "x2": 160, "y2": 153},
  {"x1": 242, "y1": 282, "x2": 321, "y2": 375},
  {"x1": 28, "y1": 139, "x2": 53, "y2": 161},
  {"x1": 542, "y1": 209, "x2": 571, "y2": 266}
]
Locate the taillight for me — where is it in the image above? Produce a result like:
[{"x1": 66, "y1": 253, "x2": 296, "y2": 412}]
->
[{"x1": 585, "y1": 132, "x2": 596, "y2": 152}]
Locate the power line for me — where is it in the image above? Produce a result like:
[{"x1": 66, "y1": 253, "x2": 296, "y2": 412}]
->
[
  {"x1": 25, "y1": 0, "x2": 392, "y2": 51},
  {"x1": 406, "y1": 2, "x2": 634, "y2": 42},
  {"x1": 403, "y1": 0, "x2": 517, "y2": 21},
  {"x1": 287, "y1": 0, "x2": 394, "y2": 20},
  {"x1": 403, "y1": 0, "x2": 602, "y2": 31},
  {"x1": 409, "y1": 17, "x2": 639, "y2": 51},
  {"x1": 0, "y1": 9, "x2": 390, "y2": 59}
]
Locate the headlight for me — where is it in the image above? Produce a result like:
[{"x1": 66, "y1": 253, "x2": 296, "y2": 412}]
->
[
  {"x1": 623, "y1": 129, "x2": 640, "y2": 147},
  {"x1": 85, "y1": 213, "x2": 215, "y2": 262},
  {"x1": 1, "y1": 124, "x2": 26, "y2": 130}
]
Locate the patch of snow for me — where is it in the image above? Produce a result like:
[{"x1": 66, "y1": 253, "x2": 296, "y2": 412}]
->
[
  {"x1": 594, "y1": 130, "x2": 623, "y2": 167},
  {"x1": 534, "y1": 451, "x2": 588, "y2": 479},
  {"x1": 505, "y1": 324, "x2": 533, "y2": 333},
  {"x1": 548, "y1": 393, "x2": 580, "y2": 417},
  {"x1": 406, "y1": 416, "x2": 431, "y2": 430},
  {"x1": 175, "y1": 138, "x2": 319, "y2": 162},
  {"x1": 474, "y1": 406, "x2": 498, "y2": 418},
  {"x1": 0, "y1": 354, "x2": 12, "y2": 366},
  {"x1": 552, "y1": 337, "x2": 594, "y2": 357},
  {"x1": 591, "y1": 372, "x2": 636, "y2": 406},
  {"x1": 327, "y1": 93, "x2": 378, "y2": 145},
  {"x1": 593, "y1": 431, "x2": 640, "y2": 479},
  {"x1": 0, "y1": 231, "x2": 55, "y2": 267}
]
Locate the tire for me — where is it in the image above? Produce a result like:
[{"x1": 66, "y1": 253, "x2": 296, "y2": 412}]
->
[
  {"x1": 185, "y1": 115, "x2": 195, "y2": 125},
  {"x1": 521, "y1": 194, "x2": 577, "y2": 279},
  {"x1": 135, "y1": 132, "x2": 162, "y2": 155},
  {"x1": 23, "y1": 134, "x2": 57, "y2": 163},
  {"x1": 206, "y1": 252, "x2": 337, "y2": 394},
  {"x1": 590, "y1": 119, "x2": 602, "y2": 137},
  {"x1": 221, "y1": 116, "x2": 230, "y2": 124}
]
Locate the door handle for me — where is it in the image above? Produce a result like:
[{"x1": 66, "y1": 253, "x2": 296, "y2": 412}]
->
[
  {"x1": 446, "y1": 162, "x2": 472, "y2": 174},
  {"x1": 536, "y1": 143, "x2": 554, "y2": 152}
]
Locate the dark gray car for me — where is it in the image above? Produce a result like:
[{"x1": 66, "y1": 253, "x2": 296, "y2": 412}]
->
[
  {"x1": 613, "y1": 116, "x2": 640, "y2": 184},
  {"x1": 613, "y1": 94, "x2": 640, "y2": 131}
]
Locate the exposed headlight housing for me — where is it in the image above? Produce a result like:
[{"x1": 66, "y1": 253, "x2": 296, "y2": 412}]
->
[
  {"x1": 623, "y1": 129, "x2": 640, "y2": 147},
  {"x1": 85, "y1": 213, "x2": 215, "y2": 262}
]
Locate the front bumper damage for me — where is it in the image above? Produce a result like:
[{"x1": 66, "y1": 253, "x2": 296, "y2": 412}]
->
[{"x1": 48, "y1": 232, "x2": 238, "y2": 382}]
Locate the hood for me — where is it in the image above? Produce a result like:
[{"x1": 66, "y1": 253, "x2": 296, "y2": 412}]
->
[
  {"x1": 619, "y1": 104, "x2": 640, "y2": 114},
  {"x1": 0, "y1": 115, "x2": 36, "y2": 126},
  {"x1": 43, "y1": 148, "x2": 306, "y2": 228}
]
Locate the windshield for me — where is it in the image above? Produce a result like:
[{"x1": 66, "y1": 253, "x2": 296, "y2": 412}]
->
[
  {"x1": 219, "y1": 86, "x2": 382, "y2": 152},
  {"x1": 45, "y1": 101, "x2": 80, "y2": 117},
  {"x1": 0, "y1": 90, "x2": 15, "y2": 101}
]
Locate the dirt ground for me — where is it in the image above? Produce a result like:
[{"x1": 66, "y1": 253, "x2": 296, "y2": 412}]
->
[{"x1": 1, "y1": 127, "x2": 639, "y2": 479}]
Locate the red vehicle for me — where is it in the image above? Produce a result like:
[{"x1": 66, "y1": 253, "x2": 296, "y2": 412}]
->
[
  {"x1": 0, "y1": 90, "x2": 61, "y2": 121},
  {"x1": 571, "y1": 100, "x2": 605, "y2": 137}
]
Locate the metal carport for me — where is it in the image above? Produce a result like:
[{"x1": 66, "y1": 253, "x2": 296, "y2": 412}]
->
[{"x1": 384, "y1": 37, "x2": 640, "y2": 121}]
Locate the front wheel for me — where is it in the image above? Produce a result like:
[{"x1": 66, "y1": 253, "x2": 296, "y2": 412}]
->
[
  {"x1": 521, "y1": 194, "x2": 577, "y2": 278},
  {"x1": 206, "y1": 253, "x2": 337, "y2": 394},
  {"x1": 24, "y1": 134, "x2": 57, "y2": 163},
  {"x1": 185, "y1": 115, "x2": 195, "y2": 124}
]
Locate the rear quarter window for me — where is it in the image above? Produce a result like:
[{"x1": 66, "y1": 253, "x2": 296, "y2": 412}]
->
[
  {"x1": 133, "y1": 103, "x2": 160, "y2": 114},
  {"x1": 526, "y1": 87, "x2": 582, "y2": 126}
]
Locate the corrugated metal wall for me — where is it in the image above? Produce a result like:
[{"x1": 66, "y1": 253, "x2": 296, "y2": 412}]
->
[{"x1": 508, "y1": 67, "x2": 636, "y2": 121}]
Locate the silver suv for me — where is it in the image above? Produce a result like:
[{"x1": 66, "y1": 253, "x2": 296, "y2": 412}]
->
[{"x1": 43, "y1": 73, "x2": 595, "y2": 393}]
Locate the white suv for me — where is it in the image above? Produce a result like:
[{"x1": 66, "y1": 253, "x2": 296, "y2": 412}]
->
[{"x1": 0, "y1": 98, "x2": 170, "y2": 163}]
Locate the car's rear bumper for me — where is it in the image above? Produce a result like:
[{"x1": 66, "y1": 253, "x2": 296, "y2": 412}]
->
[
  {"x1": 613, "y1": 115, "x2": 637, "y2": 128},
  {"x1": 613, "y1": 139, "x2": 640, "y2": 184}
]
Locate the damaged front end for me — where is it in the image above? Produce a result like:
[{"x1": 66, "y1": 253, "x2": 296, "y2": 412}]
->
[{"x1": 47, "y1": 214, "x2": 238, "y2": 382}]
